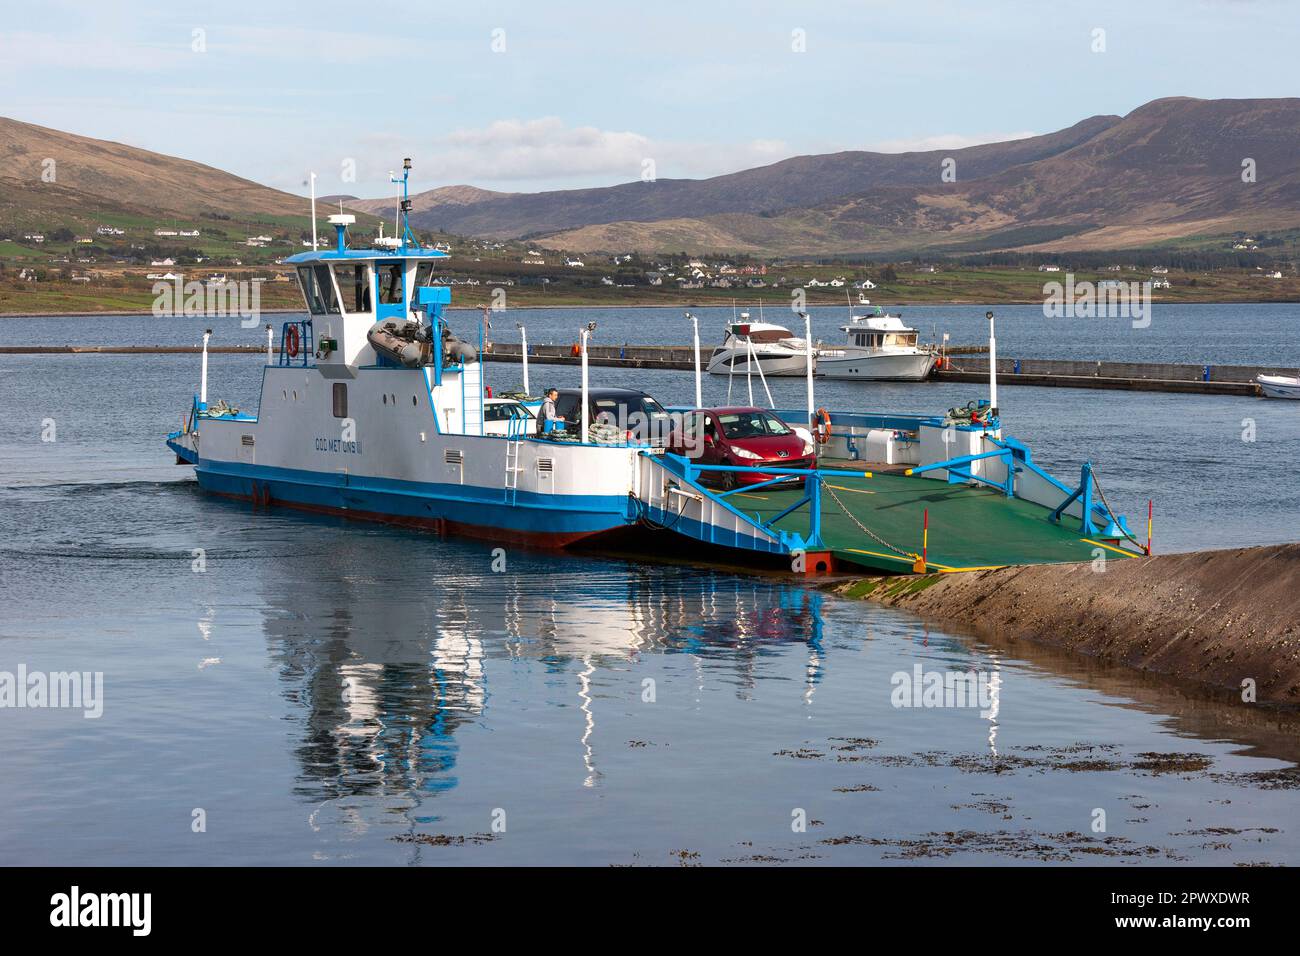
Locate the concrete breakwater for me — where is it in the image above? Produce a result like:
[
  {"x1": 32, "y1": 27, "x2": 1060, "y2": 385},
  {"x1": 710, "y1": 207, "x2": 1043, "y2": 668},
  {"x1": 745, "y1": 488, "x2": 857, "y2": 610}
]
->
[
  {"x1": 485, "y1": 342, "x2": 989, "y2": 370},
  {"x1": 830, "y1": 543, "x2": 1300, "y2": 707},
  {"x1": 938, "y1": 356, "x2": 1294, "y2": 396},
  {"x1": 0, "y1": 342, "x2": 988, "y2": 362},
  {"x1": 1, "y1": 344, "x2": 1285, "y2": 397}
]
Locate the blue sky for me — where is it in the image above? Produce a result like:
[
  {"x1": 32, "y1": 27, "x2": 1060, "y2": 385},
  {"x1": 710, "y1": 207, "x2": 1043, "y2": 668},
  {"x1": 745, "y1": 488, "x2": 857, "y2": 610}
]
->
[{"x1": 3, "y1": 1, "x2": 1296, "y2": 198}]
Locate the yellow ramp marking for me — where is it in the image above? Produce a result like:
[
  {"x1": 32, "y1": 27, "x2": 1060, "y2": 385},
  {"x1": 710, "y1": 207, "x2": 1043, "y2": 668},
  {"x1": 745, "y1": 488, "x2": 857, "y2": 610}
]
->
[
  {"x1": 826, "y1": 484, "x2": 875, "y2": 495},
  {"x1": 842, "y1": 547, "x2": 917, "y2": 566},
  {"x1": 1081, "y1": 537, "x2": 1137, "y2": 558},
  {"x1": 842, "y1": 547, "x2": 1005, "y2": 574}
]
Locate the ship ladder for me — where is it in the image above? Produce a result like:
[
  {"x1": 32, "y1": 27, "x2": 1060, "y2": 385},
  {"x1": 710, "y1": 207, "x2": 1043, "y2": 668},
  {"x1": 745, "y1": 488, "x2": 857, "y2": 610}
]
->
[{"x1": 503, "y1": 439, "x2": 522, "y2": 506}]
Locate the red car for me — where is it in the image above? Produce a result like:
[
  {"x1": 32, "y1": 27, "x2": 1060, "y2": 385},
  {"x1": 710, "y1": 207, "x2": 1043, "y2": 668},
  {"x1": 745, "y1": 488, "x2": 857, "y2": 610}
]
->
[{"x1": 669, "y1": 407, "x2": 816, "y2": 489}]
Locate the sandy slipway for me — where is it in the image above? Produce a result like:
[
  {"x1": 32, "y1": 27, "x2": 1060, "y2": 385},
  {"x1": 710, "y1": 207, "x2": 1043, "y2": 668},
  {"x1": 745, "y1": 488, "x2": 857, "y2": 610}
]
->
[{"x1": 828, "y1": 543, "x2": 1300, "y2": 708}]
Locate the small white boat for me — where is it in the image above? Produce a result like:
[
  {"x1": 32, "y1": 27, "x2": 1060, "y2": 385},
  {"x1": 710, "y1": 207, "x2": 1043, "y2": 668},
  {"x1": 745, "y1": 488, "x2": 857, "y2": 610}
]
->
[
  {"x1": 706, "y1": 316, "x2": 813, "y2": 377},
  {"x1": 1257, "y1": 374, "x2": 1300, "y2": 399},
  {"x1": 817, "y1": 310, "x2": 936, "y2": 382}
]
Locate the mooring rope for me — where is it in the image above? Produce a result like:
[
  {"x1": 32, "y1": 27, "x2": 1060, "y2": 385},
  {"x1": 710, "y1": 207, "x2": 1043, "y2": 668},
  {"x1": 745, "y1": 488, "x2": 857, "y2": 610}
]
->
[
  {"x1": 1089, "y1": 469, "x2": 1146, "y2": 551},
  {"x1": 637, "y1": 487, "x2": 690, "y2": 531},
  {"x1": 821, "y1": 481, "x2": 920, "y2": 561}
]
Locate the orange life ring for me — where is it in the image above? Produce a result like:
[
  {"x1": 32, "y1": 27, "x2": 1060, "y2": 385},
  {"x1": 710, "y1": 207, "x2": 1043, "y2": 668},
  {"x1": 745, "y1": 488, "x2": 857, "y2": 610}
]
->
[
  {"x1": 285, "y1": 324, "x2": 300, "y2": 358},
  {"x1": 814, "y1": 407, "x2": 832, "y2": 444},
  {"x1": 570, "y1": 342, "x2": 581, "y2": 357}
]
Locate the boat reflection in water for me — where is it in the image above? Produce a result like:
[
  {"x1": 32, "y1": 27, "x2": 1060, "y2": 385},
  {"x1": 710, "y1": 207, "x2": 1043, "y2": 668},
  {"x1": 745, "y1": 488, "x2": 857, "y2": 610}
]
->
[{"x1": 257, "y1": 534, "x2": 826, "y2": 809}]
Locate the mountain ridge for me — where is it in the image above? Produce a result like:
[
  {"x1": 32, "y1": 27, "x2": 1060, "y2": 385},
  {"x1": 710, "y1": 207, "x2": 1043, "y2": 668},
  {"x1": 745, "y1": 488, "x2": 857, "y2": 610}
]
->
[{"x1": 4, "y1": 97, "x2": 1299, "y2": 256}]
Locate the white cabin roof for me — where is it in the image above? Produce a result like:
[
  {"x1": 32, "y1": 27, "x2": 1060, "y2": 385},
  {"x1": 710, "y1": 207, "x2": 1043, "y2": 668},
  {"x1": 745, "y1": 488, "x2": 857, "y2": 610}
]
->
[
  {"x1": 727, "y1": 321, "x2": 794, "y2": 336},
  {"x1": 842, "y1": 313, "x2": 915, "y2": 333}
]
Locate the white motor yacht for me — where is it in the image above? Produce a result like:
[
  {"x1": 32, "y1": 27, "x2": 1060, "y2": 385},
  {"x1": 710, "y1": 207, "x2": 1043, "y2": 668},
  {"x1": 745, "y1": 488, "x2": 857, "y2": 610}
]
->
[
  {"x1": 706, "y1": 315, "x2": 813, "y2": 377},
  {"x1": 817, "y1": 310, "x2": 936, "y2": 382},
  {"x1": 1257, "y1": 373, "x2": 1300, "y2": 399}
]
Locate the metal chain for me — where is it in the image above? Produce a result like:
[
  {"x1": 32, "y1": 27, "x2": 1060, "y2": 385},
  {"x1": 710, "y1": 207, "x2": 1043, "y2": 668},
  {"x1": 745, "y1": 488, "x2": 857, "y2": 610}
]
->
[{"x1": 822, "y1": 481, "x2": 920, "y2": 560}]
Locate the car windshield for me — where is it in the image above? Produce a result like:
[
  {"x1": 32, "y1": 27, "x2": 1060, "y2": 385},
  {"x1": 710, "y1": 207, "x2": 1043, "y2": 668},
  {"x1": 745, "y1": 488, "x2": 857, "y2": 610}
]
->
[
  {"x1": 718, "y1": 411, "x2": 791, "y2": 439},
  {"x1": 484, "y1": 403, "x2": 531, "y2": 422},
  {"x1": 591, "y1": 396, "x2": 670, "y2": 425}
]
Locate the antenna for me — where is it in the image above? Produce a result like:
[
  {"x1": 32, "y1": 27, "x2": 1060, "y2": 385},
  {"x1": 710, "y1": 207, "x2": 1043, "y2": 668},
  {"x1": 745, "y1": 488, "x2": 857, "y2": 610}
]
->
[
  {"x1": 309, "y1": 172, "x2": 318, "y2": 250},
  {"x1": 389, "y1": 158, "x2": 417, "y2": 252}
]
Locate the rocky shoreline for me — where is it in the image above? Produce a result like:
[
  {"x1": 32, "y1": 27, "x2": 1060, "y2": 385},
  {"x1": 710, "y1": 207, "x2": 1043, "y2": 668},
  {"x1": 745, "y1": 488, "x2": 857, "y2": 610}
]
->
[{"x1": 828, "y1": 544, "x2": 1300, "y2": 708}]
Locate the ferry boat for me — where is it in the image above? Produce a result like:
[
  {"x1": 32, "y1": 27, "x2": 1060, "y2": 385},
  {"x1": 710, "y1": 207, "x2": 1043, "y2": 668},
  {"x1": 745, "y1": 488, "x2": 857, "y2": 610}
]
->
[
  {"x1": 817, "y1": 307, "x2": 936, "y2": 381},
  {"x1": 165, "y1": 161, "x2": 1144, "y2": 574},
  {"x1": 706, "y1": 316, "x2": 814, "y2": 377}
]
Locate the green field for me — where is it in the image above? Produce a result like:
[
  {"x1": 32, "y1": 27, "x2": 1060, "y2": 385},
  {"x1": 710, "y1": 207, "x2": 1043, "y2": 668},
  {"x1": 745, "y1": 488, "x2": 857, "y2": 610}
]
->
[{"x1": 4, "y1": 262, "x2": 1297, "y2": 316}]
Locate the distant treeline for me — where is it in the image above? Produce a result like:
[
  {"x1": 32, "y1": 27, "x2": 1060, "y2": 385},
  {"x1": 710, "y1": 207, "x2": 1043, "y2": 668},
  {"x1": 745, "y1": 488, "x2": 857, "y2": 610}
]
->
[
  {"x1": 953, "y1": 249, "x2": 1295, "y2": 271},
  {"x1": 808, "y1": 245, "x2": 1298, "y2": 271}
]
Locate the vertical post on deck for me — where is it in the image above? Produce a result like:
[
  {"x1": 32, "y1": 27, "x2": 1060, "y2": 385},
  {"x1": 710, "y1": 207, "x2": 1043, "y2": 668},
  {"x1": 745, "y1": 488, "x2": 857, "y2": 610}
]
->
[
  {"x1": 309, "y1": 172, "x2": 318, "y2": 251},
  {"x1": 803, "y1": 311, "x2": 815, "y2": 432},
  {"x1": 517, "y1": 322, "x2": 530, "y2": 396},
  {"x1": 687, "y1": 312, "x2": 702, "y2": 408},
  {"x1": 986, "y1": 310, "x2": 999, "y2": 419},
  {"x1": 200, "y1": 328, "x2": 211, "y2": 408},
  {"x1": 580, "y1": 323, "x2": 594, "y2": 443}
]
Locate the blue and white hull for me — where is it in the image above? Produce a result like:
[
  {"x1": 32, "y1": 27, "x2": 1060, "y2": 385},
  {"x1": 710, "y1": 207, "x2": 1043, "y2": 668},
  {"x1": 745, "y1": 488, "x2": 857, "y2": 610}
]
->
[{"x1": 169, "y1": 363, "x2": 644, "y2": 548}]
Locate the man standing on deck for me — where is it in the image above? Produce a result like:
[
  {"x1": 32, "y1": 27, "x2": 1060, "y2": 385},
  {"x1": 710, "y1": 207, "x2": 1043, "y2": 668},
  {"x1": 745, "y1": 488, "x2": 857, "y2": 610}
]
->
[{"x1": 537, "y1": 387, "x2": 561, "y2": 436}]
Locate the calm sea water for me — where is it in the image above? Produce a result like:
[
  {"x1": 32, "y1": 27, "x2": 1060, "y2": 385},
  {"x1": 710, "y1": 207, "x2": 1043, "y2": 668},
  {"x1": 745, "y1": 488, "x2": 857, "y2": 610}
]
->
[{"x1": 1, "y1": 307, "x2": 1298, "y2": 865}]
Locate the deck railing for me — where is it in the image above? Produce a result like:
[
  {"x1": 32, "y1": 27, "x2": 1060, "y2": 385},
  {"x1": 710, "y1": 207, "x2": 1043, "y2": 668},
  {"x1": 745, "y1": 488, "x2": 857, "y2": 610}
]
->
[{"x1": 657, "y1": 453, "x2": 874, "y2": 550}]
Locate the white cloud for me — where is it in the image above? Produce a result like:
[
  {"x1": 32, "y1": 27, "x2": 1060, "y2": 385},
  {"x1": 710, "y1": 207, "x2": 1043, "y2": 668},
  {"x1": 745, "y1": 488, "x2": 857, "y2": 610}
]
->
[
  {"x1": 342, "y1": 118, "x2": 801, "y2": 192},
  {"x1": 437, "y1": 117, "x2": 652, "y2": 183}
]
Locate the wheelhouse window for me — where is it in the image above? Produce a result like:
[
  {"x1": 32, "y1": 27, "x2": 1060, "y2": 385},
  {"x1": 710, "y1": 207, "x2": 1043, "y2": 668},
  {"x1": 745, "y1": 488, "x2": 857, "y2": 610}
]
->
[
  {"x1": 376, "y1": 263, "x2": 404, "y2": 305},
  {"x1": 414, "y1": 261, "x2": 435, "y2": 291},
  {"x1": 314, "y1": 264, "x2": 339, "y2": 314},
  {"x1": 296, "y1": 265, "x2": 340, "y2": 316},
  {"x1": 296, "y1": 266, "x2": 323, "y2": 314},
  {"x1": 332, "y1": 383, "x2": 348, "y2": 418},
  {"x1": 333, "y1": 263, "x2": 371, "y2": 314}
]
